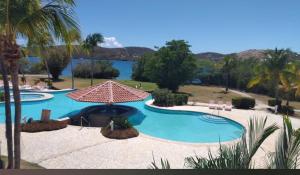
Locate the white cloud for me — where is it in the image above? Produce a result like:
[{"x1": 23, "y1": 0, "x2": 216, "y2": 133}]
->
[{"x1": 100, "y1": 37, "x2": 123, "y2": 48}]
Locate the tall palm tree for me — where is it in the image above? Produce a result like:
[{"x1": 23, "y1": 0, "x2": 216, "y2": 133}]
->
[
  {"x1": 248, "y1": 48, "x2": 290, "y2": 103},
  {"x1": 267, "y1": 116, "x2": 300, "y2": 169},
  {"x1": 222, "y1": 56, "x2": 236, "y2": 93},
  {"x1": 82, "y1": 33, "x2": 104, "y2": 86},
  {"x1": 65, "y1": 29, "x2": 81, "y2": 89},
  {"x1": 27, "y1": 32, "x2": 54, "y2": 88},
  {"x1": 0, "y1": 35, "x2": 13, "y2": 169},
  {"x1": 0, "y1": 0, "x2": 79, "y2": 169}
]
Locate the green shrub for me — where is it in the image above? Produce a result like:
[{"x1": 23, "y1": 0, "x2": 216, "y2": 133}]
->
[
  {"x1": 232, "y1": 97, "x2": 255, "y2": 109},
  {"x1": 0, "y1": 92, "x2": 4, "y2": 102},
  {"x1": 152, "y1": 89, "x2": 189, "y2": 107},
  {"x1": 268, "y1": 99, "x2": 282, "y2": 107},
  {"x1": 278, "y1": 105, "x2": 295, "y2": 116},
  {"x1": 113, "y1": 118, "x2": 132, "y2": 129},
  {"x1": 174, "y1": 94, "x2": 189, "y2": 105}
]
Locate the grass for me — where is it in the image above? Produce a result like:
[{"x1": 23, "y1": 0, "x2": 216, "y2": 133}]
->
[
  {"x1": 0, "y1": 156, "x2": 44, "y2": 169},
  {"x1": 25, "y1": 75, "x2": 158, "y2": 92},
  {"x1": 179, "y1": 85, "x2": 243, "y2": 103}
]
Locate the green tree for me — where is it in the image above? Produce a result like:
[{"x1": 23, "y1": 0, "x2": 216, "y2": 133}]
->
[
  {"x1": 82, "y1": 33, "x2": 104, "y2": 86},
  {"x1": 0, "y1": 0, "x2": 79, "y2": 169},
  {"x1": 145, "y1": 40, "x2": 197, "y2": 92},
  {"x1": 45, "y1": 49, "x2": 70, "y2": 80},
  {"x1": 64, "y1": 29, "x2": 81, "y2": 89},
  {"x1": 132, "y1": 52, "x2": 153, "y2": 81},
  {"x1": 221, "y1": 56, "x2": 237, "y2": 93},
  {"x1": 248, "y1": 48, "x2": 290, "y2": 103}
]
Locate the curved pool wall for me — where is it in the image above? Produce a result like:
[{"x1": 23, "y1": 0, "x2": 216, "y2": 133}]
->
[
  {"x1": 0, "y1": 91, "x2": 245, "y2": 143},
  {"x1": 0, "y1": 93, "x2": 54, "y2": 103}
]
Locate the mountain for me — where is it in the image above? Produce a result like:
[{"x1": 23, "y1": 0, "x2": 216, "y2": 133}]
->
[
  {"x1": 72, "y1": 46, "x2": 154, "y2": 61},
  {"x1": 195, "y1": 49, "x2": 300, "y2": 61},
  {"x1": 194, "y1": 52, "x2": 226, "y2": 61}
]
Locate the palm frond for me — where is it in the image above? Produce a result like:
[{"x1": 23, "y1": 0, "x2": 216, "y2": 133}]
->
[
  {"x1": 247, "y1": 117, "x2": 278, "y2": 163},
  {"x1": 268, "y1": 116, "x2": 300, "y2": 169}
]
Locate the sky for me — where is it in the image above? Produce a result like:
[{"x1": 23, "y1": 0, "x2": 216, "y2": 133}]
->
[{"x1": 74, "y1": 0, "x2": 300, "y2": 54}]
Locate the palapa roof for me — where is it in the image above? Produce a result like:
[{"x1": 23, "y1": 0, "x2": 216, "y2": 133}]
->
[{"x1": 67, "y1": 80, "x2": 150, "y2": 104}]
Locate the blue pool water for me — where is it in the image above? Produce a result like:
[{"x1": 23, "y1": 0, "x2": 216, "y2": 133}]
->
[
  {"x1": 17, "y1": 94, "x2": 45, "y2": 100},
  {"x1": 0, "y1": 91, "x2": 244, "y2": 143}
]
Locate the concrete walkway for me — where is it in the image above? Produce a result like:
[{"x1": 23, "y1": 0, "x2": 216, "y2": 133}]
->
[{"x1": 0, "y1": 103, "x2": 300, "y2": 169}]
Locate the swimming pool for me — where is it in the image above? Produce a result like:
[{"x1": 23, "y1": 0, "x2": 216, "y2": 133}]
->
[{"x1": 0, "y1": 91, "x2": 244, "y2": 143}]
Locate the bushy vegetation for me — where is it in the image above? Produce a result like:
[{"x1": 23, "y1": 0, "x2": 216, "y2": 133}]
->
[
  {"x1": 21, "y1": 120, "x2": 69, "y2": 133},
  {"x1": 232, "y1": 97, "x2": 255, "y2": 109},
  {"x1": 268, "y1": 99, "x2": 282, "y2": 107},
  {"x1": 132, "y1": 40, "x2": 197, "y2": 91},
  {"x1": 74, "y1": 60, "x2": 119, "y2": 79},
  {"x1": 101, "y1": 118, "x2": 139, "y2": 139},
  {"x1": 152, "y1": 89, "x2": 189, "y2": 107},
  {"x1": 278, "y1": 105, "x2": 295, "y2": 116}
]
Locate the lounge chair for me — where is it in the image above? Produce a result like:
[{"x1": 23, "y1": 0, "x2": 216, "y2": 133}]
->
[
  {"x1": 217, "y1": 101, "x2": 224, "y2": 110},
  {"x1": 225, "y1": 101, "x2": 232, "y2": 111},
  {"x1": 208, "y1": 100, "x2": 217, "y2": 109}
]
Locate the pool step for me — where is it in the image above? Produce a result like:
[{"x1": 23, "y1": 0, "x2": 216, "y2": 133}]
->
[{"x1": 198, "y1": 115, "x2": 229, "y2": 124}]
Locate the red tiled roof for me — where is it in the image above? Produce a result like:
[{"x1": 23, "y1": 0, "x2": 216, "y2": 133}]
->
[{"x1": 67, "y1": 80, "x2": 150, "y2": 104}]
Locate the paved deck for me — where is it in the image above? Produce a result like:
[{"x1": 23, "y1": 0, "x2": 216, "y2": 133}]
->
[{"x1": 0, "y1": 103, "x2": 299, "y2": 169}]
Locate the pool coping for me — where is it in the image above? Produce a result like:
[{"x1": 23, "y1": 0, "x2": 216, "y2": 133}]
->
[
  {"x1": 141, "y1": 99, "x2": 246, "y2": 146},
  {"x1": 0, "y1": 92, "x2": 54, "y2": 104}
]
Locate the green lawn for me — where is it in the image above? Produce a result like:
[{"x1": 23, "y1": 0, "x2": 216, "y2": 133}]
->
[{"x1": 0, "y1": 156, "x2": 44, "y2": 169}]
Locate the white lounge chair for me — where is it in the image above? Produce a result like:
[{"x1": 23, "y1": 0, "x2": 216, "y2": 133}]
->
[
  {"x1": 217, "y1": 101, "x2": 224, "y2": 110},
  {"x1": 225, "y1": 101, "x2": 232, "y2": 111},
  {"x1": 208, "y1": 100, "x2": 217, "y2": 109}
]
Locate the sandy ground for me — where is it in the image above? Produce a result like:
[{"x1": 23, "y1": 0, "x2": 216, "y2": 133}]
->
[{"x1": 0, "y1": 102, "x2": 299, "y2": 169}]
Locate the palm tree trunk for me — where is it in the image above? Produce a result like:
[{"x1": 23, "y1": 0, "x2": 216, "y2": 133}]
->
[
  {"x1": 43, "y1": 58, "x2": 51, "y2": 88},
  {"x1": 0, "y1": 58, "x2": 14, "y2": 169},
  {"x1": 225, "y1": 72, "x2": 229, "y2": 93},
  {"x1": 10, "y1": 61, "x2": 21, "y2": 169},
  {"x1": 90, "y1": 57, "x2": 94, "y2": 86},
  {"x1": 70, "y1": 56, "x2": 75, "y2": 89}
]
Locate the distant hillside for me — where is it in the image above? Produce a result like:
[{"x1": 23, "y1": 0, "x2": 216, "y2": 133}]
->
[
  {"x1": 31, "y1": 46, "x2": 155, "y2": 61},
  {"x1": 194, "y1": 52, "x2": 226, "y2": 61},
  {"x1": 73, "y1": 46, "x2": 154, "y2": 61},
  {"x1": 195, "y1": 49, "x2": 300, "y2": 61}
]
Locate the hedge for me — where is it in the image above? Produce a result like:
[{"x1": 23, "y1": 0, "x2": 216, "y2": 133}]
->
[
  {"x1": 268, "y1": 99, "x2": 282, "y2": 107},
  {"x1": 232, "y1": 97, "x2": 256, "y2": 109},
  {"x1": 152, "y1": 89, "x2": 189, "y2": 107},
  {"x1": 21, "y1": 120, "x2": 69, "y2": 133},
  {"x1": 278, "y1": 105, "x2": 295, "y2": 116}
]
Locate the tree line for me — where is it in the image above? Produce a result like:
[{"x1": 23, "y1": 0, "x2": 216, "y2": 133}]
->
[{"x1": 132, "y1": 42, "x2": 300, "y2": 105}]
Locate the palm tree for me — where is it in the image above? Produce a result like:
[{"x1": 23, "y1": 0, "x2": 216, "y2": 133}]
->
[
  {"x1": 27, "y1": 32, "x2": 54, "y2": 88},
  {"x1": 222, "y1": 56, "x2": 236, "y2": 93},
  {"x1": 0, "y1": 35, "x2": 13, "y2": 169},
  {"x1": 65, "y1": 29, "x2": 81, "y2": 89},
  {"x1": 82, "y1": 33, "x2": 104, "y2": 86},
  {"x1": 267, "y1": 116, "x2": 300, "y2": 169},
  {"x1": 0, "y1": 0, "x2": 79, "y2": 169},
  {"x1": 248, "y1": 48, "x2": 290, "y2": 103}
]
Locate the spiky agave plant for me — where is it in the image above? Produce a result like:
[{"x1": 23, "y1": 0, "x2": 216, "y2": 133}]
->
[{"x1": 267, "y1": 116, "x2": 300, "y2": 169}]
